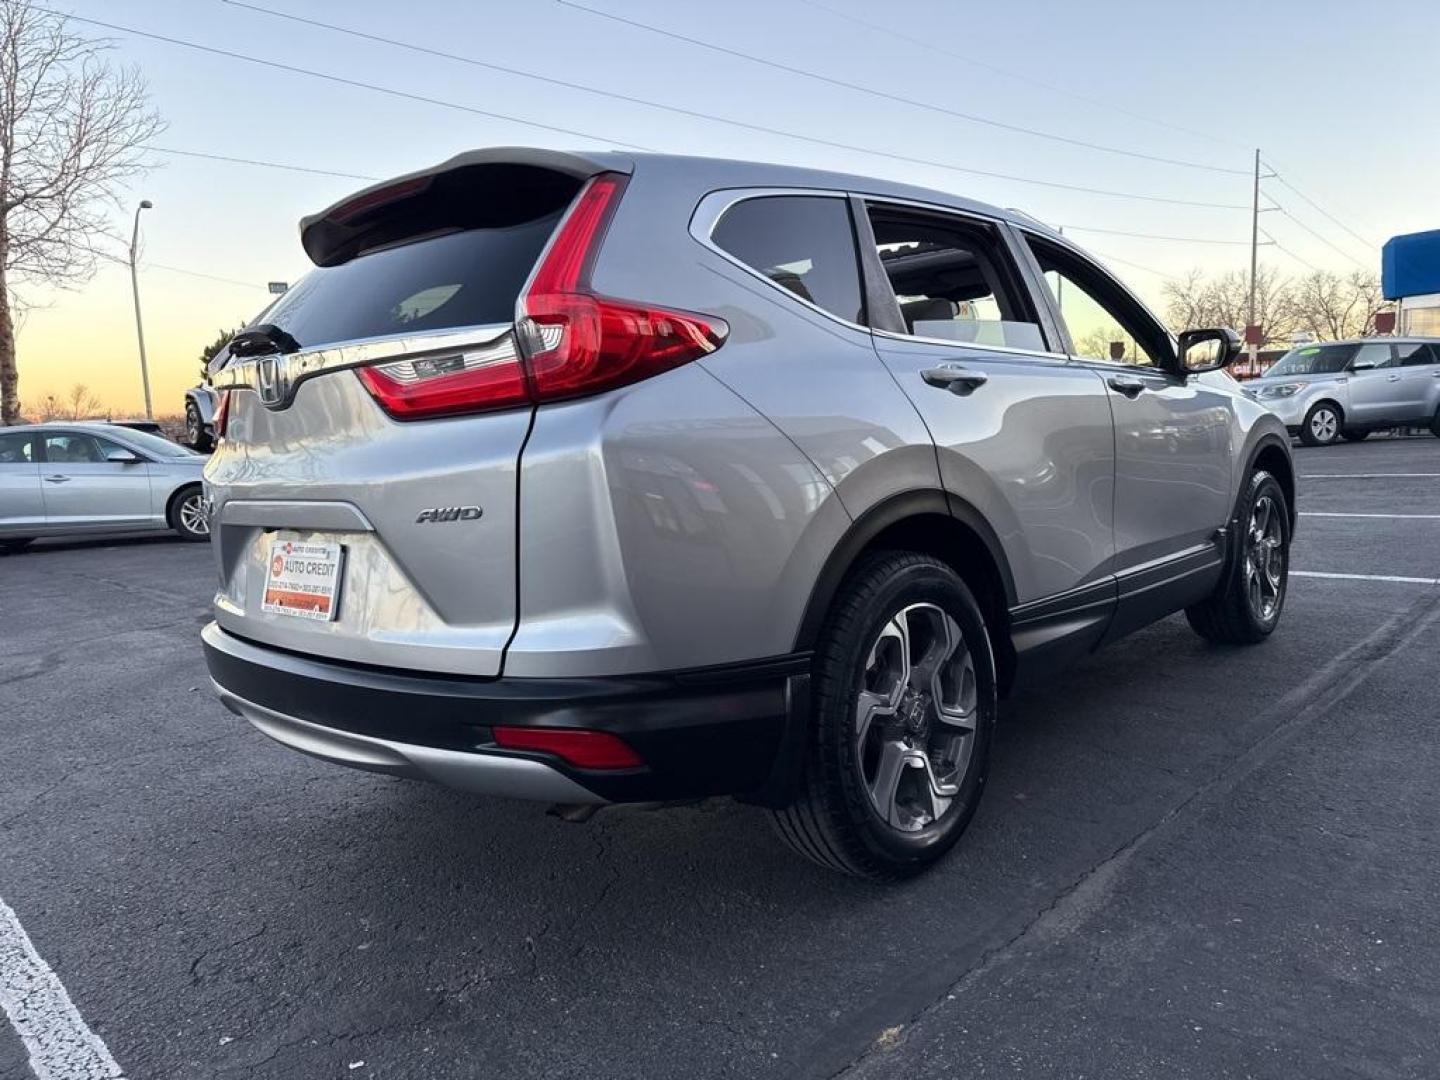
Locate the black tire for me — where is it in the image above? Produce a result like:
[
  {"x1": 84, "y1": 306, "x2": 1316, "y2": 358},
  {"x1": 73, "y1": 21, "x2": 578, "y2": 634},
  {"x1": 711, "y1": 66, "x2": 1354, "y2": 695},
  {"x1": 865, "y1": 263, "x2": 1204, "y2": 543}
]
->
[
  {"x1": 1341, "y1": 429, "x2": 1369, "y2": 443},
  {"x1": 186, "y1": 399, "x2": 214, "y2": 452},
  {"x1": 1431, "y1": 410, "x2": 1440, "y2": 439},
  {"x1": 1298, "y1": 402, "x2": 1343, "y2": 446},
  {"x1": 0, "y1": 538, "x2": 34, "y2": 554},
  {"x1": 771, "y1": 552, "x2": 997, "y2": 881},
  {"x1": 1186, "y1": 470, "x2": 1290, "y2": 645},
  {"x1": 169, "y1": 485, "x2": 210, "y2": 542}
]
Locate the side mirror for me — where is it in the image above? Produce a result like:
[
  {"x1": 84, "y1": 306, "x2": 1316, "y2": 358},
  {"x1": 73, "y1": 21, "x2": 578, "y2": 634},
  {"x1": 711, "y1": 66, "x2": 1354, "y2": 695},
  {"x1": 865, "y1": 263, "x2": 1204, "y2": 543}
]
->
[
  {"x1": 1178, "y1": 327, "x2": 1240, "y2": 374},
  {"x1": 105, "y1": 448, "x2": 141, "y2": 464}
]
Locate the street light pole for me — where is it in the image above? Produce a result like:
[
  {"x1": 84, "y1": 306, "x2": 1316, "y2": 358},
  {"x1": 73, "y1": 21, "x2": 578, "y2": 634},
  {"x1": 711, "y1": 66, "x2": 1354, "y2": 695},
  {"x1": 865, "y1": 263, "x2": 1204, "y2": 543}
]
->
[{"x1": 129, "y1": 199, "x2": 154, "y2": 419}]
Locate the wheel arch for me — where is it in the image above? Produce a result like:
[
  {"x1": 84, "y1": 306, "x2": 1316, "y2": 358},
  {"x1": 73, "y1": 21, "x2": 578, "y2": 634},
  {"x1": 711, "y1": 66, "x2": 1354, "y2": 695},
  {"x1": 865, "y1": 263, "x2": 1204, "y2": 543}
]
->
[
  {"x1": 794, "y1": 489, "x2": 1018, "y2": 689},
  {"x1": 1244, "y1": 430, "x2": 1297, "y2": 533},
  {"x1": 165, "y1": 481, "x2": 204, "y2": 530}
]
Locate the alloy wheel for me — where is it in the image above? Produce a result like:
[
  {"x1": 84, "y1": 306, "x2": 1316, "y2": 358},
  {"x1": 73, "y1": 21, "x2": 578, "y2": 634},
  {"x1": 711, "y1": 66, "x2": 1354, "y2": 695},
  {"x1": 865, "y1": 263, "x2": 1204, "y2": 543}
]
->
[
  {"x1": 179, "y1": 492, "x2": 210, "y2": 537},
  {"x1": 1244, "y1": 493, "x2": 1285, "y2": 622},
  {"x1": 855, "y1": 603, "x2": 978, "y2": 832}
]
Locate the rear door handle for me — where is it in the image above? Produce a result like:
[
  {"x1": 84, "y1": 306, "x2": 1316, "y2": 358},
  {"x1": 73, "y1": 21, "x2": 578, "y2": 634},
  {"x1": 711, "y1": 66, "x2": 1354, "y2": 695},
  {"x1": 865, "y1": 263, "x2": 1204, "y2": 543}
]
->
[
  {"x1": 1387, "y1": 374, "x2": 1402, "y2": 382},
  {"x1": 1107, "y1": 375, "x2": 1147, "y2": 397},
  {"x1": 43, "y1": 475, "x2": 71, "y2": 483},
  {"x1": 920, "y1": 364, "x2": 988, "y2": 396}
]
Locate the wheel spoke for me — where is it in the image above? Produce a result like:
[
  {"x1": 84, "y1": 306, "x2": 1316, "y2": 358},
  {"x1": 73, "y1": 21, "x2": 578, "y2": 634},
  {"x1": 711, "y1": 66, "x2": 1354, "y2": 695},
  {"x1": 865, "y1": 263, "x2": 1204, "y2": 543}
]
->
[
  {"x1": 854, "y1": 689, "x2": 892, "y2": 754},
  {"x1": 868, "y1": 740, "x2": 909, "y2": 826}
]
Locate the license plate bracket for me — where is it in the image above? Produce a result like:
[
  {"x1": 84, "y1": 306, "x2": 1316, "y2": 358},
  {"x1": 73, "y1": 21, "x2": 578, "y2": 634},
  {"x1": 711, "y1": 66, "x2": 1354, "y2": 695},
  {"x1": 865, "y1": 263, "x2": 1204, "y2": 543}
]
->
[{"x1": 261, "y1": 536, "x2": 345, "y2": 621}]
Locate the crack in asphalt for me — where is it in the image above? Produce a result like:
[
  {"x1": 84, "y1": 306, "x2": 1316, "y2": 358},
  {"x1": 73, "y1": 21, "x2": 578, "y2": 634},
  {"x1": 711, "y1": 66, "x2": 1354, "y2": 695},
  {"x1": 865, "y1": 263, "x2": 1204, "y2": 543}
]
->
[{"x1": 824, "y1": 584, "x2": 1440, "y2": 1079}]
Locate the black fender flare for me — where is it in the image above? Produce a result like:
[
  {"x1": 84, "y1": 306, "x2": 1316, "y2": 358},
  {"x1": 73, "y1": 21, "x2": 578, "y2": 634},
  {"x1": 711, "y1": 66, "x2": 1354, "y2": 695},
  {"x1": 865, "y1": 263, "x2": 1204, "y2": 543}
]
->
[{"x1": 792, "y1": 488, "x2": 1017, "y2": 652}]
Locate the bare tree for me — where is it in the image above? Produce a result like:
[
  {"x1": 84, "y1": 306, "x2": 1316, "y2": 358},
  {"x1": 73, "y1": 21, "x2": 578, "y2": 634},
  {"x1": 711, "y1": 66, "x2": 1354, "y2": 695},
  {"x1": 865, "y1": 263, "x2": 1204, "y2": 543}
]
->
[
  {"x1": 1291, "y1": 270, "x2": 1392, "y2": 341},
  {"x1": 1162, "y1": 265, "x2": 1297, "y2": 347},
  {"x1": 34, "y1": 382, "x2": 100, "y2": 421},
  {"x1": 0, "y1": 2, "x2": 163, "y2": 425}
]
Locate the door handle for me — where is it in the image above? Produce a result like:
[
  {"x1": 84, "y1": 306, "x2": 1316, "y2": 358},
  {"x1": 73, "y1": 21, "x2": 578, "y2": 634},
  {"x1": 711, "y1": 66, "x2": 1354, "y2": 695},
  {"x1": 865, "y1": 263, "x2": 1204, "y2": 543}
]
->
[
  {"x1": 1107, "y1": 375, "x2": 1147, "y2": 397},
  {"x1": 920, "y1": 364, "x2": 988, "y2": 396},
  {"x1": 43, "y1": 475, "x2": 72, "y2": 483},
  {"x1": 1386, "y1": 374, "x2": 1401, "y2": 382}
]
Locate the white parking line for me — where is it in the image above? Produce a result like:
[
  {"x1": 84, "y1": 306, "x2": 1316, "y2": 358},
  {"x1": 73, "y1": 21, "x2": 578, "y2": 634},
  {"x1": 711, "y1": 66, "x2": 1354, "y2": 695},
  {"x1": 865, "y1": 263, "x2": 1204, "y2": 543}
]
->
[
  {"x1": 1301, "y1": 474, "x2": 1440, "y2": 479},
  {"x1": 1300, "y1": 512, "x2": 1440, "y2": 520},
  {"x1": 0, "y1": 898, "x2": 124, "y2": 1080},
  {"x1": 1292, "y1": 570, "x2": 1439, "y2": 585}
]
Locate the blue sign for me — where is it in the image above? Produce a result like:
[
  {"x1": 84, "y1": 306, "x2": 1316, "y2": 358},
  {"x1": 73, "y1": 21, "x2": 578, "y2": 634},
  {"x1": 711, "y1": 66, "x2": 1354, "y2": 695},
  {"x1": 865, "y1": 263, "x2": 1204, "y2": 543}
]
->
[{"x1": 1382, "y1": 229, "x2": 1440, "y2": 300}]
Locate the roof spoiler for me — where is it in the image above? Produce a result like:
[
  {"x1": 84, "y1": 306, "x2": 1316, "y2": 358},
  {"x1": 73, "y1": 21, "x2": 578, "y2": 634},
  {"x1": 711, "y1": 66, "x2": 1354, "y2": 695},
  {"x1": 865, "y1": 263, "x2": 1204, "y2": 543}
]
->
[{"x1": 299, "y1": 147, "x2": 634, "y2": 267}]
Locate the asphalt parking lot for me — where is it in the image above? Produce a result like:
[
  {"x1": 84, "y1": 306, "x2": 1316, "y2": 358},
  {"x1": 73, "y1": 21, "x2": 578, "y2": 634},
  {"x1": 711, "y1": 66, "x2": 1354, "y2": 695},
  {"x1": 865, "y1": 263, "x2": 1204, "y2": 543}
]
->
[{"x1": 2, "y1": 436, "x2": 1438, "y2": 1080}]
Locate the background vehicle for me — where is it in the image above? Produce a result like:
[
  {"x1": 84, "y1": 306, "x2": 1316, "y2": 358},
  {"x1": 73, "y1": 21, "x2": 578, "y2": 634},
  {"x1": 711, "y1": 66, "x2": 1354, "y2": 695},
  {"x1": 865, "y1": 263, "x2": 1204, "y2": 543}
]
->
[
  {"x1": 183, "y1": 384, "x2": 219, "y2": 451},
  {"x1": 99, "y1": 418, "x2": 167, "y2": 437},
  {"x1": 0, "y1": 422, "x2": 209, "y2": 551},
  {"x1": 201, "y1": 149, "x2": 1294, "y2": 879},
  {"x1": 1248, "y1": 337, "x2": 1440, "y2": 445}
]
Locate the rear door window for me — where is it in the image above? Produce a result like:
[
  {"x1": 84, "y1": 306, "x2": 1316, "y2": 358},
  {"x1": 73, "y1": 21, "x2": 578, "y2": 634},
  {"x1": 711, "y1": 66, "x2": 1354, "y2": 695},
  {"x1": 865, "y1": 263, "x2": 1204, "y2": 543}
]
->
[
  {"x1": 1397, "y1": 342, "x2": 1440, "y2": 366},
  {"x1": 0, "y1": 432, "x2": 34, "y2": 463},
  {"x1": 867, "y1": 205, "x2": 1048, "y2": 352},
  {"x1": 257, "y1": 213, "x2": 565, "y2": 350},
  {"x1": 1349, "y1": 343, "x2": 1395, "y2": 370},
  {"x1": 711, "y1": 196, "x2": 865, "y2": 324}
]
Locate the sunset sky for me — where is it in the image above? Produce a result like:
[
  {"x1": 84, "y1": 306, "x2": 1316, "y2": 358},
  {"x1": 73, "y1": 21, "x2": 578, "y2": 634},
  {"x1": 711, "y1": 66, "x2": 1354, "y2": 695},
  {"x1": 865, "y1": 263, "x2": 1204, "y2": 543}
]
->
[{"x1": 15, "y1": 0, "x2": 1439, "y2": 415}]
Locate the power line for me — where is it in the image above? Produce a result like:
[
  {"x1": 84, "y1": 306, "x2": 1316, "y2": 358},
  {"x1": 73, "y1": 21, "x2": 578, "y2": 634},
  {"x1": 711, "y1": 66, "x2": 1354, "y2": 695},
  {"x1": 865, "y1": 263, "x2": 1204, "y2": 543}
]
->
[
  {"x1": 1268, "y1": 204, "x2": 1373, "y2": 271},
  {"x1": 1260, "y1": 230, "x2": 1322, "y2": 274},
  {"x1": 1063, "y1": 225, "x2": 1256, "y2": 246},
  {"x1": 149, "y1": 145, "x2": 378, "y2": 182},
  {"x1": 98, "y1": 249, "x2": 269, "y2": 290},
  {"x1": 556, "y1": 0, "x2": 1250, "y2": 177},
  {"x1": 793, "y1": 0, "x2": 1243, "y2": 150},
  {"x1": 1086, "y1": 249, "x2": 1178, "y2": 281},
  {"x1": 218, "y1": 0, "x2": 1248, "y2": 210},
  {"x1": 32, "y1": 7, "x2": 656, "y2": 152},
  {"x1": 1262, "y1": 159, "x2": 1379, "y2": 250}
]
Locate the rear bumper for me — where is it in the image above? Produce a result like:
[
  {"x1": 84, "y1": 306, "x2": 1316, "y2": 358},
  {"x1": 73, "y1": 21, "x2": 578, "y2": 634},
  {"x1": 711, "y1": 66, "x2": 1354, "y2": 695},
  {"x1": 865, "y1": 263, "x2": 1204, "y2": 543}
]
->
[{"x1": 202, "y1": 622, "x2": 809, "y2": 804}]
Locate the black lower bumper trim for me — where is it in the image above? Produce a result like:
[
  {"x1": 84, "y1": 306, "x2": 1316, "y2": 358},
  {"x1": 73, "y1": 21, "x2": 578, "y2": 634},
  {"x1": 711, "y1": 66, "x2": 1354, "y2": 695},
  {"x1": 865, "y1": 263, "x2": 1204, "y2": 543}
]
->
[{"x1": 202, "y1": 623, "x2": 809, "y2": 803}]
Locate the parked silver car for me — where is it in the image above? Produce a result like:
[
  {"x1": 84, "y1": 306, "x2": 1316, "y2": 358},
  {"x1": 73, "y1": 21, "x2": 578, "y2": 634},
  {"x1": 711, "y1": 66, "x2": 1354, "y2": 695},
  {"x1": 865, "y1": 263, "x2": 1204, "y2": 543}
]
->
[
  {"x1": 0, "y1": 422, "x2": 209, "y2": 550},
  {"x1": 1248, "y1": 338, "x2": 1440, "y2": 445},
  {"x1": 201, "y1": 149, "x2": 1294, "y2": 879}
]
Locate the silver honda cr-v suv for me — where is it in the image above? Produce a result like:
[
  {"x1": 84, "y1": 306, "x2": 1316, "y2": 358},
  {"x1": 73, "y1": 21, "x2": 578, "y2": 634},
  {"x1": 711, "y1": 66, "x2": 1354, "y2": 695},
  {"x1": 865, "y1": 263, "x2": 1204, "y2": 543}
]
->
[{"x1": 202, "y1": 148, "x2": 1295, "y2": 879}]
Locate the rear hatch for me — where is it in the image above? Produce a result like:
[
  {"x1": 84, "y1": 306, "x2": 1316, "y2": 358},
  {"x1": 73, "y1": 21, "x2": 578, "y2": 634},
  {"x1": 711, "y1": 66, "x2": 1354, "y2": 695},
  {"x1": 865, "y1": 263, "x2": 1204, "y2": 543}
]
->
[{"x1": 205, "y1": 153, "x2": 620, "y2": 676}]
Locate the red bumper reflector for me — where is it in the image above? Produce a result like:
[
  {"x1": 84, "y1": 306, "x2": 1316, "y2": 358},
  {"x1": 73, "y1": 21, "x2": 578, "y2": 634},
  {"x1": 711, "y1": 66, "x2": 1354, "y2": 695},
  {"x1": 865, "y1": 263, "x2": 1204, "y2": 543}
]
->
[{"x1": 492, "y1": 727, "x2": 644, "y2": 770}]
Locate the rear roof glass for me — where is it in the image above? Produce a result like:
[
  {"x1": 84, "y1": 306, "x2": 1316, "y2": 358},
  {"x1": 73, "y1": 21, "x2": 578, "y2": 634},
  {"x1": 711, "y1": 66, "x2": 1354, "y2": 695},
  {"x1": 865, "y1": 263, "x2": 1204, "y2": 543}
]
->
[{"x1": 256, "y1": 213, "x2": 563, "y2": 350}]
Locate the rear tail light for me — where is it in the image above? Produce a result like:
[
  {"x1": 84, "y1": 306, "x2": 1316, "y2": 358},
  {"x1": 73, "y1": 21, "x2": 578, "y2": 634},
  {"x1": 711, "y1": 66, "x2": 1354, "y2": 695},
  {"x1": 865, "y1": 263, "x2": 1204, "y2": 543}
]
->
[
  {"x1": 358, "y1": 172, "x2": 726, "y2": 421},
  {"x1": 213, "y1": 390, "x2": 232, "y2": 439},
  {"x1": 492, "y1": 726, "x2": 644, "y2": 770}
]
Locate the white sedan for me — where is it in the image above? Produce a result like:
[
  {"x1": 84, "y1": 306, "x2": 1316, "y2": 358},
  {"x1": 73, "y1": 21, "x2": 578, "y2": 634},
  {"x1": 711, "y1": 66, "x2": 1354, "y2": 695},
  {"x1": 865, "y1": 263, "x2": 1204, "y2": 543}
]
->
[{"x1": 0, "y1": 422, "x2": 209, "y2": 552}]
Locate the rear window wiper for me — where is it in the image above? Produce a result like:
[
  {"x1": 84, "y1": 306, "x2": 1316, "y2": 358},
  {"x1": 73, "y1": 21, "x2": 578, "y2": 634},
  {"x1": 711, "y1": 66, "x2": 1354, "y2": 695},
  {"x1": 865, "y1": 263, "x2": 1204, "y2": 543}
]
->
[{"x1": 230, "y1": 324, "x2": 302, "y2": 358}]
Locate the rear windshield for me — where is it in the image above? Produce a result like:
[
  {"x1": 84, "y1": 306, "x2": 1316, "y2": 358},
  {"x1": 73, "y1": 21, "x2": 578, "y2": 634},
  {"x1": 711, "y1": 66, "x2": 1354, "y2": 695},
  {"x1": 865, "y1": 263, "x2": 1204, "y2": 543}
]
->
[
  {"x1": 256, "y1": 214, "x2": 563, "y2": 350},
  {"x1": 1264, "y1": 344, "x2": 1356, "y2": 377}
]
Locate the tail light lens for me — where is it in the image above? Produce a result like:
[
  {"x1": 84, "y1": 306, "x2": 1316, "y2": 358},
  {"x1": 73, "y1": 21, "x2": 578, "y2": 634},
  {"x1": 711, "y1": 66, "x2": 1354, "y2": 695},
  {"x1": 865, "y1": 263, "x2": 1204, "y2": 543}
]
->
[
  {"x1": 213, "y1": 390, "x2": 232, "y2": 440},
  {"x1": 358, "y1": 172, "x2": 726, "y2": 421},
  {"x1": 492, "y1": 726, "x2": 644, "y2": 770}
]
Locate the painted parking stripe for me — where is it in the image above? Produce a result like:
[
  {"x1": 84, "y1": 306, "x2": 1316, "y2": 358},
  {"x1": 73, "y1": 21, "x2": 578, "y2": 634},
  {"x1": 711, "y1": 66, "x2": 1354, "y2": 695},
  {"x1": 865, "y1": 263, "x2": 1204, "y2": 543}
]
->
[
  {"x1": 1292, "y1": 570, "x2": 1439, "y2": 585},
  {"x1": 1300, "y1": 512, "x2": 1440, "y2": 520},
  {"x1": 0, "y1": 898, "x2": 124, "y2": 1080},
  {"x1": 1301, "y1": 473, "x2": 1440, "y2": 479}
]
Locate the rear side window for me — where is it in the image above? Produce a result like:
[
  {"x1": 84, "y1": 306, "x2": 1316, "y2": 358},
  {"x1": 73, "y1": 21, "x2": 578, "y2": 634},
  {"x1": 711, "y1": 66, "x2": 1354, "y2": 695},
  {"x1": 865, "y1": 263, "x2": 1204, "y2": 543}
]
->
[
  {"x1": 1397, "y1": 342, "x2": 1440, "y2": 366},
  {"x1": 711, "y1": 196, "x2": 864, "y2": 324},
  {"x1": 258, "y1": 213, "x2": 564, "y2": 350},
  {"x1": 0, "y1": 432, "x2": 33, "y2": 463}
]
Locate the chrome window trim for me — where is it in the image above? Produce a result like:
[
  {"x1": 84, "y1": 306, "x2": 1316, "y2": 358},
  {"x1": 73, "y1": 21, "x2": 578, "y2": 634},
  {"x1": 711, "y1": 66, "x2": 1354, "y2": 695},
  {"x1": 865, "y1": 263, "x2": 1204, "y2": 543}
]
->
[
  {"x1": 211, "y1": 322, "x2": 515, "y2": 408},
  {"x1": 869, "y1": 326, "x2": 1070, "y2": 362}
]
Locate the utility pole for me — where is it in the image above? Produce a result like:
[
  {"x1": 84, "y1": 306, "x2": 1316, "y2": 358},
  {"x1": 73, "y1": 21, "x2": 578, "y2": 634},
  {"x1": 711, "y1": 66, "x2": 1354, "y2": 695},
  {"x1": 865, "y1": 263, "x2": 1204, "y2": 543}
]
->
[
  {"x1": 1247, "y1": 149, "x2": 1261, "y2": 370},
  {"x1": 129, "y1": 199, "x2": 155, "y2": 419}
]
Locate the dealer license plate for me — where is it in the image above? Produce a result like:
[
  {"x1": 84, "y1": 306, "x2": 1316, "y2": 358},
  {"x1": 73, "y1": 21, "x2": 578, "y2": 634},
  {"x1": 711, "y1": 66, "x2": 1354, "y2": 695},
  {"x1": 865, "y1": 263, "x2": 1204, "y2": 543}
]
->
[{"x1": 261, "y1": 537, "x2": 345, "y2": 621}]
